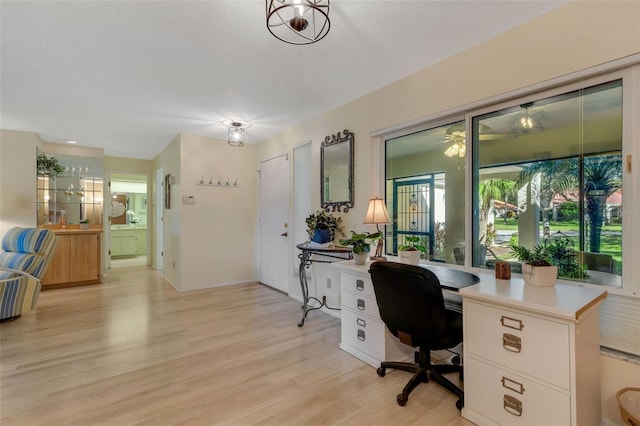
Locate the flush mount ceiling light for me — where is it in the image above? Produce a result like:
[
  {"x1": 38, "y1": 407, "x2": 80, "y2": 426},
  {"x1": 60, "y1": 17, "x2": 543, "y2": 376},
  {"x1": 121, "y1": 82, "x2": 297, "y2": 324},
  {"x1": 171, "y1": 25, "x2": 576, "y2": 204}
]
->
[
  {"x1": 266, "y1": 0, "x2": 330, "y2": 45},
  {"x1": 222, "y1": 119, "x2": 251, "y2": 147},
  {"x1": 512, "y1": 102, "x2": 544, "y2": 135}
]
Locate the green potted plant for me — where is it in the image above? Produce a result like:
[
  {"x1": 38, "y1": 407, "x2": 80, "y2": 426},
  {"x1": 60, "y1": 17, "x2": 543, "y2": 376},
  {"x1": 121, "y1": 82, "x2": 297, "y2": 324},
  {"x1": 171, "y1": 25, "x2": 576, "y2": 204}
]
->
[
  {"x1": 306, "y1": 210, "x2": 344, "y2": 244},
  {"x1": 339, "y1": 231, "x2": 381, "y2": 265},
  {"x1": 79, "y1": 218, "x2": 90, "y2": 230},
  {"x1": 36, "y1": 153, "x2": 64, "y2": 177},
  {"x1": 398, "y1": 235, "x2": 427, "y2": 265},
  {"x1": 510, "y1": 243, "x2": 558, "y2": 287}
]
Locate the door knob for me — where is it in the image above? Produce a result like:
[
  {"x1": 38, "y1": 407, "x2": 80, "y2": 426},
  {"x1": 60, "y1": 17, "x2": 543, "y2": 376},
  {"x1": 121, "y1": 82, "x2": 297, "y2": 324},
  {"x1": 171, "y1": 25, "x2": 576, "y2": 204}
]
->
[{"x1": 281, "y1": 232, "x2": 288, "y2": 237}]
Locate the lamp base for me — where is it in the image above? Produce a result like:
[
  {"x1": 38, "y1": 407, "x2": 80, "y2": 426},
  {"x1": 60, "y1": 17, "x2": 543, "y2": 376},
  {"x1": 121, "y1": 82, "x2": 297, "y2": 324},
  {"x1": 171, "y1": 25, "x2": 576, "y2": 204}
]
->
[{"x1": 370, "y1": 256, "x2": 387, "y2": 261}]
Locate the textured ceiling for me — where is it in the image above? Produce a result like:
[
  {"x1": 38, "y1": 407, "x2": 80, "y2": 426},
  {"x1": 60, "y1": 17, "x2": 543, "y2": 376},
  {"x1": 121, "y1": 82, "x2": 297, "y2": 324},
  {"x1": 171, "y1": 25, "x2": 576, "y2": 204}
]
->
[{"x1": 0, "y1": 1, "x2": 568, "y2": 159}]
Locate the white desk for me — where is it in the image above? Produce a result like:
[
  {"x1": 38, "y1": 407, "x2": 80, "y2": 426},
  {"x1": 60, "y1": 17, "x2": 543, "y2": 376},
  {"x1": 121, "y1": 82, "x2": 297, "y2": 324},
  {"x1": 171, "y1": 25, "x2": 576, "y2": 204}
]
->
[
  {"x1": 333, "y1": 259, "x2": 477, "y2": 367},
  {"x1": 332, "y1": 259, "x2": 607, "y2": 425}
]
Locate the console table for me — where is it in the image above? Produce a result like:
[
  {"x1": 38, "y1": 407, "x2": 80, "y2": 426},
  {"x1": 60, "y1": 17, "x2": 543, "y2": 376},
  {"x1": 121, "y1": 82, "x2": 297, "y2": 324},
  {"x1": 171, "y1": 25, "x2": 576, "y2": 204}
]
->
[{"x1": 296, "y1": 243, "x2": 352, "y2": 327}]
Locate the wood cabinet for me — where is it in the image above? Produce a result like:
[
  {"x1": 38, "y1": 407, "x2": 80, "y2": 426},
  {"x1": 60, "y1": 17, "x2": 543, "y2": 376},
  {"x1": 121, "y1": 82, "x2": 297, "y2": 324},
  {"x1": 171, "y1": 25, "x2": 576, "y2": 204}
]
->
[
  {"x1": 41, "y1": 228, "x2": 102, "y2": 288},
  {"x1": 336, "y1": 262, "x2": 413, "y2": 367},
  {"x1": 460, "y1": 278, "x2": 607, "y2": 425}
]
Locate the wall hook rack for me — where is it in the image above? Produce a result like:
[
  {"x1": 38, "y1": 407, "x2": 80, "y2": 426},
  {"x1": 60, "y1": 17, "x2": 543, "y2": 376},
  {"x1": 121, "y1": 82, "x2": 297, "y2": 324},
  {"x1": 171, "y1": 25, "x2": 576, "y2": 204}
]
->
[{"x1": 196, "y1": 176, "x2": 240, "y2": 188}]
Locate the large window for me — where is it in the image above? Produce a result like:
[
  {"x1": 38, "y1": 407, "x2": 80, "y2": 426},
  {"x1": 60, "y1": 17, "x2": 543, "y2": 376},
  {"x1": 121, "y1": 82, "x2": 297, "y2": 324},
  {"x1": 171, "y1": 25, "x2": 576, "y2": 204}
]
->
[
  {"x1": 472, "y1": 80, "x2": 623, "y2": 288},
  {"x1": 379, "y1": 64, "x2": 639, "y2": 355}
]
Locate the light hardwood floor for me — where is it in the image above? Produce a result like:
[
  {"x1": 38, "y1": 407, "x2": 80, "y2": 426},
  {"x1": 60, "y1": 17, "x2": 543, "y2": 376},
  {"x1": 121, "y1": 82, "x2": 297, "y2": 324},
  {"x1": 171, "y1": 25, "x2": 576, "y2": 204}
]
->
[{"x1": 1, "y1": 266, "x2": 474, "y2": 426}]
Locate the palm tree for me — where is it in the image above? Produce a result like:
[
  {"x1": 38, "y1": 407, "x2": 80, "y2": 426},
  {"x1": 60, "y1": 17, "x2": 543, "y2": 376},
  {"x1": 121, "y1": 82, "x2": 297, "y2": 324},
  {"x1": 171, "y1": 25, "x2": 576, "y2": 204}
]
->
[
  {"x1": 516, "y1": 154, "x2": 622, "y2": 252},
  {"x1": 478, "y1": 178, "x2": 516, "y2": 242}
]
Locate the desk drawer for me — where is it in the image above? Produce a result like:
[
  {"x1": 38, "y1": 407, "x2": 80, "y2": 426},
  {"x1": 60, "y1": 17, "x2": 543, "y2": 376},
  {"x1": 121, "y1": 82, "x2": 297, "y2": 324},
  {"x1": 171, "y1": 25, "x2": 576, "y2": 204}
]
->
[
  {"x1": 341, "y1": 272, "x2": 375, "y2": 299},
  {"x1": 464, "y1": 300, "x2": 570, "y2": 389},
  {"x1": 341, "y1": 308, "x2": 385, "y2": 361},
  {"x1": 465, "y1": 356, "x2": 570, "y2": 425},
  {"x1": 342, "y1": 291, "x2": 380, "y2": 320}
]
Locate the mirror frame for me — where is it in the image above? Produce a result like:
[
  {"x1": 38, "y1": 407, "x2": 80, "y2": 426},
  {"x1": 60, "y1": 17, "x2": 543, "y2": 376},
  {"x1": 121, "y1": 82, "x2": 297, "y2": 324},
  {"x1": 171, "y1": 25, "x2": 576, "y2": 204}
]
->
[{"x1": 321, "y1": 129, "x2": 354, "y2": 212}]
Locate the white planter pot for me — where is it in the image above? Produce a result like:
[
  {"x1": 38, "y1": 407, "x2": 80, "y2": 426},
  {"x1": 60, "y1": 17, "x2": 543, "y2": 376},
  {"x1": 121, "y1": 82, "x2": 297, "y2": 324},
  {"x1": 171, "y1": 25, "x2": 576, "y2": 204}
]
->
[
  {"x1": 353, "y1": 252, "x2": 368, "y2": 265},
  {"x1": 521, "y1": 264, "x2": 558, "y2": 287},
  {"x1": 399, "y1": 250, "x2": 420, "y2": 265}
]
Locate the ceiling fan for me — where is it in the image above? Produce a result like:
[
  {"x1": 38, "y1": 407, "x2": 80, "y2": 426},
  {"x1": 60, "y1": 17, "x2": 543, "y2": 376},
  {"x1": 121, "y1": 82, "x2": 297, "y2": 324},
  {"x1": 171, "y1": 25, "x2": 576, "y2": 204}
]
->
[{"x1": 440, "y1": 123, "x2": 495, "y2": 157}]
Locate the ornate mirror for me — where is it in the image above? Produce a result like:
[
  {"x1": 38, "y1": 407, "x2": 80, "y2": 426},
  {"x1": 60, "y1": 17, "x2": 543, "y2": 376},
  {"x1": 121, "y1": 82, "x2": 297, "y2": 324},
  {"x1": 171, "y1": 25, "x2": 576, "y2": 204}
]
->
[{"x1": 321, "y1": 129, "x2": 354, "y2": 212}]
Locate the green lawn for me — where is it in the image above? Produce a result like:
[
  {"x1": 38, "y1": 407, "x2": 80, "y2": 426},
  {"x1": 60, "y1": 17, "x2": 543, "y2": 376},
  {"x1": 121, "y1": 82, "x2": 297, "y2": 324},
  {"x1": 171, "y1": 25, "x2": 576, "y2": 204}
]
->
[
  {"x1": 492, "y1": 219, "x2": 622, "y2": 271},
  {"x1": 494, "y1": 218, "x2": 622, "y2": 233}
]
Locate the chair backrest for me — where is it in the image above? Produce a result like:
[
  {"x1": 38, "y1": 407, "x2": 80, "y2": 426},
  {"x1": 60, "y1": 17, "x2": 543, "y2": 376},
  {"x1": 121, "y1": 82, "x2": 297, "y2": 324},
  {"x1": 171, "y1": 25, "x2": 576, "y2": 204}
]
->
[
  {"x1": 0, "y1": 227, "x2": 57, "y2": 279},
  {"x1": 369, "y1": 261, "x2": 447, "y2": 343}
]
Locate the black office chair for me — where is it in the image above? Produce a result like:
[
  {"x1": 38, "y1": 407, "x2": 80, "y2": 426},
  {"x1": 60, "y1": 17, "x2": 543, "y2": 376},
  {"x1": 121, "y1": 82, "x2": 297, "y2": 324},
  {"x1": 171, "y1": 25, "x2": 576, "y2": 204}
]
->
[{"x1": 369, "y1": 261, "x2": 464, "y2": 409}]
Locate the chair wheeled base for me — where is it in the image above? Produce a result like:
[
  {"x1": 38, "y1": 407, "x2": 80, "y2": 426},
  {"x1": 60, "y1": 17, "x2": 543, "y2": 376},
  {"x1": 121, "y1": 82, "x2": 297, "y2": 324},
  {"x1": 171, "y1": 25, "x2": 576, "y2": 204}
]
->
[{"x1": 376, "y1": 349, "x2": 464, "y2": 409}]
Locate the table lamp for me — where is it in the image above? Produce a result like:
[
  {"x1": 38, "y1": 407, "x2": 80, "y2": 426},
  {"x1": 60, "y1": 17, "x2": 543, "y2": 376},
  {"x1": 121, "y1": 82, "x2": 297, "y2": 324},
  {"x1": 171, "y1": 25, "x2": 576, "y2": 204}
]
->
[{"x1": 363, "y1": 197, "x2": 392, "y2": 260}]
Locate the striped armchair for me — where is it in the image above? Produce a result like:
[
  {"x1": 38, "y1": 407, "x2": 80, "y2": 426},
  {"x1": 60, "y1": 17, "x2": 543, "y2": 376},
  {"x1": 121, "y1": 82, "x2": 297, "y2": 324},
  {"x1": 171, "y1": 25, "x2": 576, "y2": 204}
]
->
[{"x1": 0, "y1": 227, "x2": 57, "y2": 321}]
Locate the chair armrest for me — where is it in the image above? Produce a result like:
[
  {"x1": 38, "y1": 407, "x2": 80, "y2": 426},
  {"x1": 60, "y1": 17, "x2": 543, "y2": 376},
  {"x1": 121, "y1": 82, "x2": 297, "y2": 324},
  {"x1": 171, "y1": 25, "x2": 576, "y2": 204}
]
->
[{"x1": 0, "y1": 267, "x2": 40, "y2": 283}]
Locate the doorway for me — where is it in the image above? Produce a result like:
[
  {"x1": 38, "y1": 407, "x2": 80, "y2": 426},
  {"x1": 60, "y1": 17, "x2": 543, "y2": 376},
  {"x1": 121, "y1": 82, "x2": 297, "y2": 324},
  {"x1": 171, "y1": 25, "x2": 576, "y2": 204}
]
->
[{"x1": 108, "y1": 173, "x2": 149, "y2": 268}]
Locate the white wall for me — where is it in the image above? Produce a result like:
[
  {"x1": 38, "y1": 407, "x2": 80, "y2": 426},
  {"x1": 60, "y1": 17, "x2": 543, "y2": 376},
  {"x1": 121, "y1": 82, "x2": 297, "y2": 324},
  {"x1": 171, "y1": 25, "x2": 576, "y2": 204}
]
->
[{"x1": 254, "y1": 2, "x2": 640, "y2": 424}]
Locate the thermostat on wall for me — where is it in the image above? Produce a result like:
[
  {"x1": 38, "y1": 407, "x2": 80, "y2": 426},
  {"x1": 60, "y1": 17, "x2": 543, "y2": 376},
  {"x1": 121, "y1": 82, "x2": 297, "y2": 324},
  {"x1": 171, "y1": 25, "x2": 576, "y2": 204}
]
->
[{"x1": 182, "y1": 195, "x2": 195, "y2": 204}]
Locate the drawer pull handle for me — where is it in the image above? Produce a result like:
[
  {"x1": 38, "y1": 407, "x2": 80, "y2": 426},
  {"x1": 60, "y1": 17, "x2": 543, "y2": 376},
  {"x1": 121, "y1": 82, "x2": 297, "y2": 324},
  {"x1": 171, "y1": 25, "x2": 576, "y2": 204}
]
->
[
  {"x1": 500, "y1": 315, "x2": 524, "y2": 331},
  {"x1": 356, "y1": 279, "x2": 364, "y2": 291},
  {"x1": 357, "y1": 299, "x2": 365, "y2": 310},
  {"x1": 356, "y1": 318, "x2": 366, "y2": 327},
  {"x1": 503, "y1": 394, "x2": 523, "y2": 417},
  {"x1": 501, "y1": 376, "x2": 525, "y2": 394},
  {"x1": 357, "y1": 329, "x2": 365, "y2": 341},
  {"x1": 503, "y1": 333, "x2": 522, "y2": 353}
]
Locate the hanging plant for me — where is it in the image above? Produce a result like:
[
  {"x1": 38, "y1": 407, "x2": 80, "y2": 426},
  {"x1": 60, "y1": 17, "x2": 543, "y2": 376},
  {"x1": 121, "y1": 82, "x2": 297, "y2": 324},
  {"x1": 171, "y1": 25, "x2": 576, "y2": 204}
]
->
[{"x1": 37, "y1": 153, "x2": 64, "y2": 177}]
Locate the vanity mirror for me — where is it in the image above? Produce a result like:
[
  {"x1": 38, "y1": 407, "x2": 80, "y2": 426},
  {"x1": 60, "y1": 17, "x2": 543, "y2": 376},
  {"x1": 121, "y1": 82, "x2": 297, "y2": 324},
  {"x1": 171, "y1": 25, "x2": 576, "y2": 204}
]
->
[{"x1": 321, "y1": 129, "x2": 354, "y2": 212}]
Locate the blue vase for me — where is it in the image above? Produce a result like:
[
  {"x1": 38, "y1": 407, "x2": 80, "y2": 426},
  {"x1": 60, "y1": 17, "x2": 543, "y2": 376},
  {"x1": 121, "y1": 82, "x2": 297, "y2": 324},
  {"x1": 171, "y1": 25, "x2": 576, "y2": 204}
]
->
[{"x1": 312, "y1": 229, "x2": 331, "y2": 244}]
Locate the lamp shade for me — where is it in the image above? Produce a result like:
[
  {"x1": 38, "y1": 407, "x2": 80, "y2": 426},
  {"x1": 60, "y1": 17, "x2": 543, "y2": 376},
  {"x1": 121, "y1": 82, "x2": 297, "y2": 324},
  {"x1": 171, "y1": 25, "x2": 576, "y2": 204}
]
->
[{"x1": 363, "y1": 197, "x2": 391, "y2": 225}]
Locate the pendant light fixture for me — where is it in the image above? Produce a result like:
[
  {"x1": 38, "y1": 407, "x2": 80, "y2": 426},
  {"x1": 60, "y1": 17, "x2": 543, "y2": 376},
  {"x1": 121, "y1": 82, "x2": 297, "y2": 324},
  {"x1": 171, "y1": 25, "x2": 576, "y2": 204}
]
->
[
  {"x1": 266, "y1": 0, "x2": 330, "y2": 45},
  {"x1": 222, "y1": 120, "x2": 250, "y2": 147},
  {"x1": 512, "y1": 102, "x2": 544, "y2": 135}
]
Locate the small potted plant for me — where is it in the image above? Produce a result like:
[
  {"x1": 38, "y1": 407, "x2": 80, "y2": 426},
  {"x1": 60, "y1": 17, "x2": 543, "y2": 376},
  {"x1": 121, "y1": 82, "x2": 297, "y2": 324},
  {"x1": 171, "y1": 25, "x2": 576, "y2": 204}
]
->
[
  {"x1": 398, "y1": 235, "x2": 427, "y2": 265},
  {"x1": 306, "y1": 210, "x2": 344, "y2": 244},
  {"x1": 339, "y1": 231, "x2": 382, "y2": 265},
  {"x1": 510, "y1": 243, "x2": 558, "y2": 287},
  {"x1": 79, "y1": 219, "x2": 90, "y2": 230}
]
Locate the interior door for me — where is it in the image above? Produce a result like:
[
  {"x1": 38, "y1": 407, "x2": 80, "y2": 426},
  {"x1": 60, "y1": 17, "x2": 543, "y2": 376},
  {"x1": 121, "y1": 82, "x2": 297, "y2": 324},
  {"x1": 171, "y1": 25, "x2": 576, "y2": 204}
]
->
[{"x1": 259, "y1": 154, "x2": 290, "y2": 293}]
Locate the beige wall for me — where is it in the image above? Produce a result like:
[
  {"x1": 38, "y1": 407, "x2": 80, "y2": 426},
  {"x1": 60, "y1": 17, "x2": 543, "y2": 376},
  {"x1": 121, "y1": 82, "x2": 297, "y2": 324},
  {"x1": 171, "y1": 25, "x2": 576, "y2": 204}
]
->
[
  {"x1": 154, "y1": 136, "x2": 181, "y2": 288},
  {"x1": 255, "y1": 2, "x2": 640, "y2": 424},
  {"x1": 0, "y1": 130, "x2": 42, "y2": 236},
  {"x1": 153, "y1": 134, "x2": 257, "y2": 291}
]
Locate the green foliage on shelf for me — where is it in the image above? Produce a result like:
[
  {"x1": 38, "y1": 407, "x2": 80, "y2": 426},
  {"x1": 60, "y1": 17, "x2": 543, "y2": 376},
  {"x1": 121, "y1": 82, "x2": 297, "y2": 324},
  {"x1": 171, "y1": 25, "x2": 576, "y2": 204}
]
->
[{"x1": 37, "y1": 153, "x2": 64, "y2": 177}]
